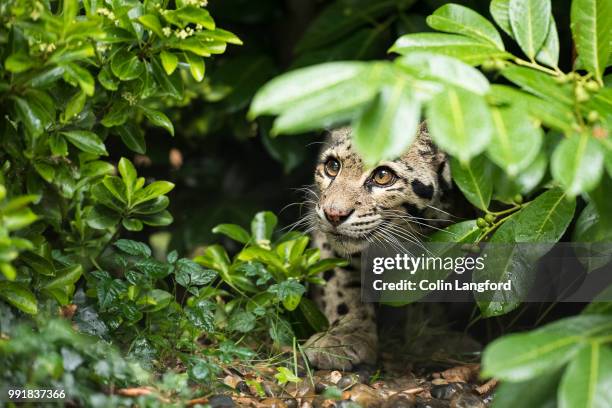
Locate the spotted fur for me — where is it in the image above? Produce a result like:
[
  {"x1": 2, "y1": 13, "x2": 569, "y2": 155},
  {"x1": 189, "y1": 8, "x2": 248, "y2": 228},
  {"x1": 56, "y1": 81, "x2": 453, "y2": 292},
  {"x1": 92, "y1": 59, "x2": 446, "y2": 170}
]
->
[{"x1": 303, "y1": 123, "x2": 451, "y2": 370}]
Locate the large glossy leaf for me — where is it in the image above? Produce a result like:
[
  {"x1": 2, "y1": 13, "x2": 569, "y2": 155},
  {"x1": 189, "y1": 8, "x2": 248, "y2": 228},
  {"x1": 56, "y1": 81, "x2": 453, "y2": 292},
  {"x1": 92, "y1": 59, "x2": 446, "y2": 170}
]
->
[
  {"x1": 475, "y1": 216, "x2": 531, "y2": 317},
  {"x1": 0, "y1": 281, "x2": 38, "y2": 314},
  {"x1": 535, "y1": 17, "x2": 560, "y2": 68},
  {"x1": 426, "y1": 3, "x2": 504, "y2": 50},
  {"x1": 490, "y1": 85, "x2": 575, "y2": 132},
  {"x1": 509, "y1": 0, "x2": 551, "y2": 59},
  {"x1": 490, "y1": 0, "x2": 514, "y2": 38},
  {"x1": 450, "y1": 156, "x2": 492, "y2": 211},
  {"x1": 61, "y1": 130, "x2": 108, "y2": 156},
  {"x1": 515, "y1": 188, "x2": 575, "y2": 243},
  {"x1": 212, "y1": 224, "x2": 251, "y2": 244},
  {"x1": 551, "y1": 132, "x2": 605, "y2": 196},
  {"x1": 493, "y1": 369, "x2": 561, "y2": 408},
  {"x1": 482, "y1": 314, "x2": 612, "y2": 381},
  {"x1": 426, "y1": 87, "x2": 493, "y2": 163},
  {"x1": 251, "y1": 211, "x2": 277, "y2": 243},
  {"x1": 353, "y1": 80, "x2": 421, "y2": 166},
  {"x1": 110, "y1": 49, "x2": 145, "y2": 81},
  {"x1": 487, "y1": 105, "x2": 543, "y2": 176},
  {"x1": 571, "y1": 0, "x2": 612, "y2": 83},
  {"x1": 559, "y1": 343, "x2": 612, "y2": 408},
  {"x1": 396, "y1": 51, "x2": 490, "y2": 95},
  {"x1": 501, "y1": 65, "x2": 573, "y2": 106},
  {"x1": 250, "y1": 62, "x2": 368, "y2": 117},
  {"x1": 390, "y1": 33, "x2": 511, "y2": 65}
]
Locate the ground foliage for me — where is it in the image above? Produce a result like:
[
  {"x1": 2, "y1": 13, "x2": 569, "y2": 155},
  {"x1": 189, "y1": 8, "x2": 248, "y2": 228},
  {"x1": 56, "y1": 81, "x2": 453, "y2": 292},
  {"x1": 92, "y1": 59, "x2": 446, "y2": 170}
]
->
[{"x1": 0, "y1": 0, "x2": 610, "y2": 406}]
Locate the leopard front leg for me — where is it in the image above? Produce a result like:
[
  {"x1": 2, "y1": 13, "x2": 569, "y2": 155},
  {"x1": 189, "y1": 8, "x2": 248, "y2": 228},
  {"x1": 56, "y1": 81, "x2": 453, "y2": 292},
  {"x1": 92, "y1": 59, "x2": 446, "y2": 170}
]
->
[{"x1": 305, "y1": 264, "x2": 377, "y2": 370}]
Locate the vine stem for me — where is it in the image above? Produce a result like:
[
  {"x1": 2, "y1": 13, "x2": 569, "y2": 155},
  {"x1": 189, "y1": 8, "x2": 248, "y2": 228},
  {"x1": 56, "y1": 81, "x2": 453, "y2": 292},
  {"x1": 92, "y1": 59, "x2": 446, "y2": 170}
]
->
[{"x1": 513, "y1": 58, "x2": 560, "y2": 76}]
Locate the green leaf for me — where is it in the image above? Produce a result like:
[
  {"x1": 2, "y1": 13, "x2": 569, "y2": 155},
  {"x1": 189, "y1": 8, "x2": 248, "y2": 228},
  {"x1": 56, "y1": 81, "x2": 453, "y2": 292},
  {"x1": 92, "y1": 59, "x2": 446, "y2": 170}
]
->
[
  {"x1": 482, "y1": 314, "x2": 612, "y2": 381},
  {"x1": 184, "y1": 52, "x2": 205, "y2": 82},
  {"x1": 140, "y1": 211, "x2": 173, "y2": 226},
  {"x1": 61, "y1": 130, "x2": 107, "y2": 155},
  {"x1": 501, "y1": 65, "x2": 573, "y2": 106},
  {"x1": 164, "y1": 6, "x2": 215, "y2": 29},
  {"x1": 490, "y1": 0, "x2": 514, "y2": 38},
  {"x1": 62, "y1": 91, "x2": 87, "y2": 123},
  {"x1": 186, "y1": 299, "x2": 216, "y2": 331},
  {"x1": 251, "y1": 211, "x2": 277, "y2": 243},
  {"x1": 299, "y1": 298, "x2": 329, "y2": 332},
  {"x1": 427, "y1": 87, "x2": 492, "y2": 163},
  {"x1": 43, "y1": 265, "x2": 83, "y2": 290},
  {"x1": 151, "y1": 58, "x2": 183, "y2": 99},
  {"x1": 160, "y1": 51, "x2": 179, "y2": 75},
  {"x1": 487, "y1": 105, "x2": 543, "y2": 176},
  {"x1": 101, "y1": 101, "x2": 131, "y2": 127},
  {"x1": 62, "y1": 63, "x2": 95, "y2": 96},
  {"x1": 559, "y1": 343, "x2": 612, "y2": 408},
  {"x1": 13, "y1": 97, "x2": 45, "y2": 138},
  {"x1": 98, "y1": 65, "x2": 119, "y2": 91},
  {"x1": 274, "y1": 366, "x2": 301, "y2": 385},
  {"x1": 111, "y1": 49, "x2": 145, "y2": 81},
  {"x1": 450, "y1": 156, "x2": 492, "y2": 211},
  {"x1": 132, "y1": 181, "x2": 175, "y2": 205},
  {"x1": 176, "y1": 258, "x2": 216, "y2": 286},
  {"x1": 138, "y1": 289, "x2": 173, "y2": 312},
  {"x1": 115, "y1": 123, "x2": 145, "y2": 154},
  {"x1": 21, "y1": 252, "x2": 55, "y2": 276},
  {"x1": 138, "y1": 14, "x2": 164, "y2": 37},
  {"x1": 268, "y1": 280, "x2": 306, "y2": 311},
  {"x1": 0, "y1": 281, "x2": 38, "y2": 314},
  {"x1": 307, "y1": 258, "x2": 349, "y2": 276},
  {"x1": 571, "y1": 0, "x2": 612, "y2": 83},
  {"x1": 250, "y1": 62, "x2": 368, "y2": 117},
  {"x1": 509, "y1": 0, "x2": 551, "y2": 59},
  {"x1": 535, "y1": 17, "x2": 560, "y2": 68},
  {"x1": 515, "y1": 188, "x2": 575, "y2": 243},
  {"x1": 118, "y1": 157, "x2": 137, "y2": 195},
  {"x1": 492, "y1": 369, "x2": 562, "y2": 408},
  {"x1": 426, "y1": 3, "x2": 504, "y2": 50},
  {"x1": 122, "y1": 218, "x2": 143, "y2": 231},
  {"x1": 490, "y1": 85, "x2": 575, "y2": 132},
  {"x1": 551, "y1": 132, "x2": 605, "y2": 196},
  {"x1": 353, "y1": 80, "x2": 421, "y2": 166},
  {"x1": 212, "y1": 224, "x2": 251, "y2": 244},
  {"x1": 114, "y1": 239, "x2": 151, "y2": 257},
  {"x1": 87, "y1": 205, "x2": 120, "y2": 230},
  {"x1": 3, "y1": 207, "x2": 38, "y2": 231},
  {"x1": 228, "y1": 310, "x2": 256, "y2": 333},
  {"x1": 389, "y1": 33, "x2": 511, "y2": 65},
  {"x1": 5, "y1": 52, "x2": 34, "y2": 73},
  {"x1": 396, "y1": 51, "x2": 489, "y2": 95},
  {"x1": 428, "y1": 219, "x2": 480, "y2": 243},
  {"x1": 142, "y1": 108, "x2": 174, "y2": 136}
]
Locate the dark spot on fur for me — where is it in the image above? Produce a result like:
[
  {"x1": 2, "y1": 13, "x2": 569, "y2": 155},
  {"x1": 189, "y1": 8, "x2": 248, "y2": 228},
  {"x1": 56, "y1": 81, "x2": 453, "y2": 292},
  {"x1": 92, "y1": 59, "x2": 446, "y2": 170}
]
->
[
  {"x1": 323, "y1": 270, "x2": 335, "y2": 281},
  {"x1": 344, "y1": 280, "x2": 361, "y2": 288},
  {"x1": 337, "y1": 303, "x2": 349, "y2": 315},
  {"x1": 337, "y1": 291, "x2": 344, "y2": 298},
  {"x1": 411, "y1": 179, "x2": 434, "y2": 199},
  {"x1": 402, "y1": 202, "x2": 423, "y2": 217},
  {"x1": 322, "y1": 242, "x2": 331, "y2": 250}
]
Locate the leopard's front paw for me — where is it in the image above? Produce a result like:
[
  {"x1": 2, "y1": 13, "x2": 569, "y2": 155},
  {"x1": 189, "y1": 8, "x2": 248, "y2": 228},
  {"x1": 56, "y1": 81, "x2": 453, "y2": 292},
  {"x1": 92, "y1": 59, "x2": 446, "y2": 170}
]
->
[{"x1": 304, "y1": 326, "x2": 377, "y2": 370}]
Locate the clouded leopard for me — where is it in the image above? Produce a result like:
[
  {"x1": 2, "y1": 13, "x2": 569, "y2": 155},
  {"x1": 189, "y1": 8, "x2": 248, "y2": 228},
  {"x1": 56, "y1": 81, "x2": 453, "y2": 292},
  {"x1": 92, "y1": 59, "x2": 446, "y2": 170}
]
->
[{"x1": 303, "y1": 123, "x2": 452, "y2": 370}]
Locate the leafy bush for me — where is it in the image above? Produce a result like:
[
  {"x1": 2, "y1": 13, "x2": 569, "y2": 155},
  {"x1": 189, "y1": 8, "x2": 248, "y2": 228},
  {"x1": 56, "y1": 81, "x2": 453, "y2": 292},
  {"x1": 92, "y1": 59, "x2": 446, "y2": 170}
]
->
[
  {"x1": 249, "y1": 0, "x2": 612, "y2": 403},
  {"x1": 0, "y1": 0, "x2": 239, "y2": 311}
]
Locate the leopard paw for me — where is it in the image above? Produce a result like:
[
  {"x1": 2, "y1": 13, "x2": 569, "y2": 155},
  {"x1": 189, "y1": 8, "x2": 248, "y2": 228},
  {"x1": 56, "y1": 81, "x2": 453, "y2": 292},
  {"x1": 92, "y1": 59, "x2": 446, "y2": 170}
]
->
[{"x1": 304, "y1": 327, "x2": 377, "y2": 370}]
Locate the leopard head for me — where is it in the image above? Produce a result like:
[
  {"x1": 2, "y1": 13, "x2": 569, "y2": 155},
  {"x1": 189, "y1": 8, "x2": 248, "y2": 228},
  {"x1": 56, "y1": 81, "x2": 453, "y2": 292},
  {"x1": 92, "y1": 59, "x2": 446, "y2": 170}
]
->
[{"x1": 310, "y1": 124, "x2": 451, "y2": 255}]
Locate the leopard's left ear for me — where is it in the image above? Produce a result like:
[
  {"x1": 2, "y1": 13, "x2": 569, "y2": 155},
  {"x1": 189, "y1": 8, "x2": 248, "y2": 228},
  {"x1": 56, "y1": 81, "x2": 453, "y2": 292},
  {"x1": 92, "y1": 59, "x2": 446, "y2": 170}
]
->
[{"x1": 418, "y1": 121, "x2": 452, "y2": 192}]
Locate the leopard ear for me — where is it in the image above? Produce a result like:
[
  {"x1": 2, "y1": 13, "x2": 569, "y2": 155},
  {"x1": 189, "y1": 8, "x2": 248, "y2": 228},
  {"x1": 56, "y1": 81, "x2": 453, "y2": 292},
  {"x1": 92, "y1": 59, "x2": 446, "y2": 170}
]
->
[{"x1": 418, "y1": 121, "x2": 452, "y2": 191}]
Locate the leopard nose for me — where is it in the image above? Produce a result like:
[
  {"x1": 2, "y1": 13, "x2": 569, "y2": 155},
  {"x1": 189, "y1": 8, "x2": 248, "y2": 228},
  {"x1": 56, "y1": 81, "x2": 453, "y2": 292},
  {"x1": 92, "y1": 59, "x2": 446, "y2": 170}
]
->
[{"x1": 324, "y1": 208, "x2": 354, "y2": 227}]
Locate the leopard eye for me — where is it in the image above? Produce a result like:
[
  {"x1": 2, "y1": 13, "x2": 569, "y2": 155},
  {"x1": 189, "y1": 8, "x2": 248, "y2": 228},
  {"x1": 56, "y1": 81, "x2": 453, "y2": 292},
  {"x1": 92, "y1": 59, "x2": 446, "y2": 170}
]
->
[
  {"x1": 371, "y1": 167, "x2": 396, "y2": 186},
  {"x1": 324, "y1": 158, "x2": 341, "y2": 177}
]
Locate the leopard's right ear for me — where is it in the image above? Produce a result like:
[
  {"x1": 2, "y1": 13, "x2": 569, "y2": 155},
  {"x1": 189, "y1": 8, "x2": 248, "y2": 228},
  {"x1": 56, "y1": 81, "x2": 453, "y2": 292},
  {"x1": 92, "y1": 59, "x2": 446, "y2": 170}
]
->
[{"x1": 327, "y1": 126, "x2": 352, "y2": 144}]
